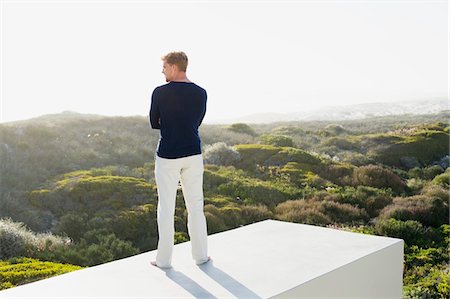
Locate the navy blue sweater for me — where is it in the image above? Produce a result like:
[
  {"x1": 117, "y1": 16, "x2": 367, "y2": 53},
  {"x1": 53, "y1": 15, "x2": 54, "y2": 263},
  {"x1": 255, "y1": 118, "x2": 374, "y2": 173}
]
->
[{"x1": 149, "y1": 81, "x2": 207, "y2": 159}]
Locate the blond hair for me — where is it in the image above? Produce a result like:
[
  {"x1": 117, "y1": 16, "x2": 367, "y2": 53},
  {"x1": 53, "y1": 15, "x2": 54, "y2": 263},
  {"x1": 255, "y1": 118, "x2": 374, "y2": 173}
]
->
[{"x1": 161, "y1": 51, "x2": 188, "y2": 72}]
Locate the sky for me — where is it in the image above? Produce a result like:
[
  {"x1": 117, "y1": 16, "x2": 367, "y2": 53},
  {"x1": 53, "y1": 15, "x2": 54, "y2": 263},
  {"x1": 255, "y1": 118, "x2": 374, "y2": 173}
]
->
[{"x1": 0, "y1": 0, "x2": 448, "y2": 124}]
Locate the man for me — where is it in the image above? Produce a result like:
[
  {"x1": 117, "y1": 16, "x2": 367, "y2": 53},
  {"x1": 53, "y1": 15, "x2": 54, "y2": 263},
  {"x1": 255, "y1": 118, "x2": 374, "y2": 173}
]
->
[{"x1": 149, "y1": 51, "x2": 211, "y2": 268}]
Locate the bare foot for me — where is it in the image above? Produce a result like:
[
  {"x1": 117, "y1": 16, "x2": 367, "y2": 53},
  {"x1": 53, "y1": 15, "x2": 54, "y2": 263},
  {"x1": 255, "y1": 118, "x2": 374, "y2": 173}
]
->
[
  {"x1": 151, "y1": 261, "x2": 172, "y2": 269},
  {"x1": 197, "y1": 256, "x2": 212, "y2": 265}
]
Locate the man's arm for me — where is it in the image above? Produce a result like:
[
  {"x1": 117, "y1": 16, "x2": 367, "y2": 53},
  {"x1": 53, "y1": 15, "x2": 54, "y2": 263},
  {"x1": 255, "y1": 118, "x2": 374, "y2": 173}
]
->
[
  {"x1": 149, "y1": 89, "x2": 161, "y2": 129},
  {"x1": 198, "y1": 90, "x2": 207, "y2": 126}
]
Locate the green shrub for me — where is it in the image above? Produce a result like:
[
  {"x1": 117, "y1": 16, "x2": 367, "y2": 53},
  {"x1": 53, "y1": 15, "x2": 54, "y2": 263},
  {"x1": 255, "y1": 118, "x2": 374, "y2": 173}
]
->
[
  {"x1": 54, "y1": 212, "x2": 89, "y2": 242},
  {"x1": 174, "y1": 232, "x2": 188, "y2": 244},
  {"x1": 324, "y1": 124, "x2": 347, "y2": 135},
  {"x1": 405, "y1": 245, "x2": 448, "y2": 268},
  {"x1": 368, "y1": 130, "x2": 449, "y2": 168},
  {"x1": 111, "y1": 204, "x2": 158, "y2": 251},
  {"x1": 379, "y1": 194, "x2": 448, "y2": 227},
  {"x1": 275, "y1": 200, "x2": 332, "y2": 226},
  {"x1": 352, "y1": 164, "x2": 406, "y2": 193},
  {"x1": 432, "y1": 172, "x2": 449, "y2": 188},
  {"x1": 403, "y1": 264, "x2": 449, "y2": 299},
  {"x1": 421, "y1": 184, "x2": 449, "y2": 200},
  {"x1": 270, "y1": 126, "x2": 306, "y2": 136},
  {"x1": 304, "y1": 172, "x2": 331, "y2": 189},
  {"x1": 217, "y1": 179, "x2": 295, "y2": 207},
  {"x1": 219, "y1": 206, "x2": 244, "y2": 228},
  {"x1": 234, "y1": 144, "x2": 322, "y2": 171},
  {"x1": 203, "y1": 168, "x2": 230, "y2": 191},
  {"x1": 234, "y1": 144, "x2": 281, "y2": 170},
  {"x1": 259, "y1": 134, "x2": 294, "y2": 147},
  {"x1": 204, "y1": 204, "x2": 227, "y2": 234},
  {"x1": 408, "y1": 167, "x2": 423, "y2": 179},
  {"x1": 333, "y1": 186, "x2": 393, "y2": 218},
  {"x1": 204, "y1": 196, "x2": 234, "y2": 208},
  {"x1": 422, "y1": 165, "x2": 444, "y2": 180},
  {"x1": 319, "y1": 163, "x2": 354, "y2": 184},
  {"x1": 406, "y1": 178, "x2": 426, "y2": 193},
  {"x1": 336, "y1": 151, "x2": 373, "y2": 166},
  {"x1": 321, "y1": 137, "x2": 358, "y2": 150},
  {"x1": 38, "y1": 229, "x2": 140, "y2": 267},
  {"x1": 240, "y1": 205, "x2": 273, "y2": 224},
  {"x1": 375, "y1": 218, "x2": 432, "y2": 247},
  {"x1": 226, "y1": 123, "x2": 257, "y2": 136},
  {"x1": 319, "y1": 201, "x2": 369, "y2": 224},
  {"x1": 29, "y1": 174, "x2": 157, "y2": 217},
  {"x1": 0, "y1": 257, "x2": 82, "y2": 290}
]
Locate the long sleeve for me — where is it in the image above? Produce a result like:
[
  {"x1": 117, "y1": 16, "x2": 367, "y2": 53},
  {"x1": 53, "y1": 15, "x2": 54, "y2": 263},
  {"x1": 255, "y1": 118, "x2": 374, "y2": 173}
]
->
[
  {"x1": 149, "y1": 89, "x2": 161, "y2": 129},
  {"x1": 198, "y1": 91, "x2": 207, "y2": 126}
]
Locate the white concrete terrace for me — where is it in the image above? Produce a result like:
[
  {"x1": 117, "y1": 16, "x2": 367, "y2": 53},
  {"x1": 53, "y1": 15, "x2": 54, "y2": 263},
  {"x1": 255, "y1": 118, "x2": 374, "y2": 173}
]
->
[{"x1": 0, "y1": 219, "x2": 404, "y2": 299}]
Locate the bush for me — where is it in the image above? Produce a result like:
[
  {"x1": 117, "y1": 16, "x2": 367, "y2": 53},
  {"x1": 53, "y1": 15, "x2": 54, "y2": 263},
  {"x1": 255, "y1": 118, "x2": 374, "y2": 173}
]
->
[
  {"x1": 203, "y1": 168, "x2": 230, "y2": 190},
  {"x1": 403, "y1": 264, "x2": 449, "y2": 299},
  {"x1": 408, "y1": 165, "x2": 445, "y2": 181},
  {"x1": 321, "y1": 137, "x2": 358, "y2": 150},
  {"x1": 336, "y1": 151, "x2": 373, "y2": 166},
  {"x1": 302, "y1": 172, "x2": 329, "y2": 188},
  {"x1": 365, "y1": 130, "x2": 449, "y2": 168},
  {"x1": 203, "y1": 142, "x2": 240, "y2": 166},
  {"x1": 111, "y1": 204, "x2": 158, "y2": 251},
  {"x1": 0, "y1": 257, "x2": 82, "y2": 290},
  {"x1": 54, "y1": 212, "x2": 89, "y2": 242},
  {"x1": 275, "y1": 200, "x2": 332, "y2": 226},
  {"x1": 240, "y1": 205, "x2": 273, "y2": 224},
  {"x1": 319, "y1": 201, "x2": 369, "y2": 224},
  {"x1": 379, "y1": 194, "x2": 449, "y2": 227},
  {"x1": 0, "y1": 218, "x2": 70, "y2": 259},
  {"x1": 375, "y1": 218, "x2": 431, "y2": 247},
  {"x1": 259, "y1": 134, "x2": 294, "y2": 147},
  {"x1": 319, "y1": 163, "x2": 354, "y2": 184},
  {"x1": 406, "y1": 178, "x2": 426, "y2": 193},
  {"x1": 405, "y1": 246, "x2": 448, "y2": 268},
  {"x1": 333, "y1": 186, "x2": 392, "y2": 218},
  {"x1": 174, "y1": 232, "x2": 188, "y2": 244},
  {"x1": 226, "y1": 123, "x2": 257, "y2": 136},
  {"x1": 423, "y1": 165, "x2": 444, "y2": 180},
  {"x1": 352, "y1": 164, "x2": 406, "y2": 193},
  {"x1": 29, "y1": 174, "x2": 157, "y2": 218},
  {"x1": 39, "y1": 229, "x2": 140, "y2": 267},
  {"x1": 324, "y1": 124, "x2": 347, "y2": 135},
  {"x1": 204, "y1": 205, "x2": 227, "y2": 234},
  {"x1": 432, "y1": 172, "x2": 449, "y2": 188},
  {"x1": 421, "y1": 184, "x2": 449, "y2": 199},
  {"x1": 217, "y1": 179, "x2": 294, "y2": 207},
  {"x1": 0, "y1": 225, "x2": 26, "y2": 259},
  {"x1": 408, "y1": 167, "x2": 423, "y2": 179},
  {"x1": 352, "y1": 186, "x2": 393, "y2": 218},
  {"x1": 234, "y1": 144, "x2": 322, "y2": 171}
]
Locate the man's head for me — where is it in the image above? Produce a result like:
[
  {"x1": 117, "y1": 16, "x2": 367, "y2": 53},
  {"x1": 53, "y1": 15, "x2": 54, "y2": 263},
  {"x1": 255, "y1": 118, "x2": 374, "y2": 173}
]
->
[{"x1": 161, "y1": 51, "x2": 188, "y2": 82}]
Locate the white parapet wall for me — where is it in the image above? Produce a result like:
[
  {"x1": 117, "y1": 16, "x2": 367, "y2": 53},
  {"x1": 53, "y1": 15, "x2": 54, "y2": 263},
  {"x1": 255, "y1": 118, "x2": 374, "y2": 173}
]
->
[{"x1": 0, "y1": 219, "x2": 403, "y2": 299}]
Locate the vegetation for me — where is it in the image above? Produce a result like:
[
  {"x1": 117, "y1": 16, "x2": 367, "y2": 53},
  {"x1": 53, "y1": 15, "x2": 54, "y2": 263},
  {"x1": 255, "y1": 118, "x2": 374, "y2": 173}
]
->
[
  {"x1": 0, "y1": 257, "x2": 82, "y2": 290},
  {"x1": 0, "y1": 112, "x2": 448, "y2": 297}
]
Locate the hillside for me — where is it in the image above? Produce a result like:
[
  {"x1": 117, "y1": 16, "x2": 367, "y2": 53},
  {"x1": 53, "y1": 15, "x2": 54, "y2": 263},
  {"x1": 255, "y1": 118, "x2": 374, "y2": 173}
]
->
[{"x1": 0, "y1": 112, "x2": 449, "y2": 297}]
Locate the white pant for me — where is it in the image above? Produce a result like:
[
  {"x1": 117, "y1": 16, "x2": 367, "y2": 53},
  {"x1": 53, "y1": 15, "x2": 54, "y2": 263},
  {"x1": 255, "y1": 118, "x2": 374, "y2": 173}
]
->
[{"x1": 154, "y1": 154, "x2": 208, "y2": 267}]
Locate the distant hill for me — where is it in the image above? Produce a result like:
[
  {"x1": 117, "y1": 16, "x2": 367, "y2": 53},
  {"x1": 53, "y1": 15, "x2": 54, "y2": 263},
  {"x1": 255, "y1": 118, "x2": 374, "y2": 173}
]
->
[{"x1": 211, "y1": 98, "x2": 448, "y2": 124}]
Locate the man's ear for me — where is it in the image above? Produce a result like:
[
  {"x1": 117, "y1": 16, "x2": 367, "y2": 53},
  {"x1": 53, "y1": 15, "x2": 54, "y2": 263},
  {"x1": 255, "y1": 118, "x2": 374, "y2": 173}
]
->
[{"x1": 171, "y1": 64, "x2": 180, "y2": 73}]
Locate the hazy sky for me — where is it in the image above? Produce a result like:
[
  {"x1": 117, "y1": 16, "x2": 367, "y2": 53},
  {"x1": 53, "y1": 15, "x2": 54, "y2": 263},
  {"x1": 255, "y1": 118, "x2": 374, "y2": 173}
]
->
[{"x1": 0, "y1": 0, "x2": 448, "y2": 123}]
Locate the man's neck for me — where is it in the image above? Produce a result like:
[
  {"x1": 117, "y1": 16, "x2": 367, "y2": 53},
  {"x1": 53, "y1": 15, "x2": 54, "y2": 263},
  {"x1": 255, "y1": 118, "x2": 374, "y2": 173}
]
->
[{"x1": 171, "y1": 72, "x2": 191, "y2": 82}]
